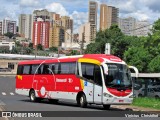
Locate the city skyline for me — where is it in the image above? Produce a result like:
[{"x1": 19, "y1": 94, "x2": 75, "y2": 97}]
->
[{"x1": 0, "y1": 0, "x2": 160, "y2": 33}]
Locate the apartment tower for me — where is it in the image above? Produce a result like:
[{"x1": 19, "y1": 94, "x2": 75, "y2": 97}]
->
[
  {"x1": 89, "y1": 0, "x2": 98, "y2": 41},
  {"x1": 32, "y1": 18, "x2": 50, "y2": 49},
  {"x1": 100, "y1": 3, "x2": 119, "y2": 30},
  {"x1": 19, "y1": 14, "x2": 32, "y2": 39}
]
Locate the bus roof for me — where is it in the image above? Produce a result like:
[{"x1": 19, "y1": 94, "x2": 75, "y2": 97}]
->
[{"x1": 18, "y1": 54, "x2": 123, "y2": 65}]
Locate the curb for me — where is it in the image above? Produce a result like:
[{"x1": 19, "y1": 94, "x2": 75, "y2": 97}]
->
[{"x1": 112, "y1": 105, "x2": 160, "y2": 114}]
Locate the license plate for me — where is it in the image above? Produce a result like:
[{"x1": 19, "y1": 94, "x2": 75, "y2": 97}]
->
[{"x1": 119, "y1": 100, "x2": 124, "y2": 102}]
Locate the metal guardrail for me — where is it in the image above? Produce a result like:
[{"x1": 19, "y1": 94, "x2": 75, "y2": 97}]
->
[{"x1": 0, "y1": 72, "x2": 16, "y2": 76}]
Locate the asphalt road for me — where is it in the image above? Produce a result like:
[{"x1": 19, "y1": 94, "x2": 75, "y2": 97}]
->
[{"x1": 0, "y1": 76, "x2": 159, "y2": 120}]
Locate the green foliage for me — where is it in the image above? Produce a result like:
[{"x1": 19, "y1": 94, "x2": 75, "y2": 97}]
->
[
  {"x1": 29, "y1": 43, "x2": 33, "y2": 49},
  {"x1": 148, "y1": 55, "x2": 160, "y2": 72},
  {"x1": 132, "y1": 97, "x2": 160, "y2": 110},
  {"x1": 37, "y1": 44, "x2": 43, "y2": 50},
  {"x1": 4, "y1": 32, "x2": 14, "y2": 39},
  {"x1": 49, "y1": 47, "x2": 58, "y2": 52},
  {"x1": 124, "y1": 47, "x2": 151, "y2": 72}
]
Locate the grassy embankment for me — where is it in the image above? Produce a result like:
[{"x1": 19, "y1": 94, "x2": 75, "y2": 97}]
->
[{"x1": 132, "y1": 97, "x2": 160, "y2": 110}]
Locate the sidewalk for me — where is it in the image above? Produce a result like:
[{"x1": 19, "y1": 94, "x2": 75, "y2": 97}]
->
[{"x1": 112, "y1": 105, "x2": 160, "y2": 114}]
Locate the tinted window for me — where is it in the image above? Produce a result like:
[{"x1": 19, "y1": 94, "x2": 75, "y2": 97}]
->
[
  {"x1": 53, "y1": 63, "x2": 59, "y2": 74},
  {"x1": 60, "y1": 62, "x2": 76, "y2": 74},
  {"x1": 17, "y1": 65, "x2": 23, "y2": 75},
  {"x1": 22, "y1": 65, "x2": 30, "y2": 74},
  {"x1": 42, "y1": 64, "x2": 50, "y2": 74},
  {"x1": 31, "y1": 64, "x2": 39, "y2": 74},
  {"x1": 94, "y1": 65, "x2": 102, "y2": 86},
  {"x1": 81, "y1": 63, "x2": 94, "y2": 81}
]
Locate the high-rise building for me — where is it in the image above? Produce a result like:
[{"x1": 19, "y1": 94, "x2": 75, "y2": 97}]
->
[
  {"x1": 0, "y1": 18, "x2": 16, "y2": 35},
  {"x1": 19, "y1": 14, "x2": 32, "y2": 39},
  {"x1": 2, "y1": 18, "x2": 10, "y2": 34},
  {"x1": 0, "y1": 21, "x2": 2, "y2": 35},
  {"x1": 100, "y1": 4, "x2": 119, "y2": 30},
  {"x1": 32, "y1": 18, "x2": 50, "y2": 49},
  {"x1": 52, "y1": 13, "x2": 61, "y2": 27},
  {"x1": 32, "y1": 9, "x2": 50, "y2": 22},
  {"x1": 7, "y1": 21, "x2": 16, "y2": 34},
  {"x1": 79, "y1": 22, "x2": 91, "y2": 46},
  {"x1": 118, "y1": 17, "x2": 136, "y2": 36},
  {"x1": 119, "y1": 17, "x2": 152, "y2": 36},
  {"x1": 61, "y1": 16, "x2": 73, "y2": 33},
  {"x1": 135, "y1": 20, "x2": 152, "y2": 37},
  {"x1": 49, "y1": 25, "x2": 64, "y2": 48},
  {"x1": 89, "y1": 0, "x2": 98, "y2": 40}
]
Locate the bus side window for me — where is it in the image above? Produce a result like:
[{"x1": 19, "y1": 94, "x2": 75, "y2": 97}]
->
[
  {"x1": 22, "y1": 65, "x2": 31, "y2": 75},
  {"x1": 69, "y1": 62, "x2": 76, "y2": 74},
  {"x1": 43, "y1": 64, "x2": 49, "y2": 74},
  {"x1": 17, "y1": 65, "x2": 23, "y2": 75},
  {"x1": 31, "y1": 64, "x2": 39, "y2": 74},
  {"x1": 94, "y1": 65, "x2": 102, "y2": 86},
  {"x1": 53, "y1": 63, "x2": 59, "y2": 74}
]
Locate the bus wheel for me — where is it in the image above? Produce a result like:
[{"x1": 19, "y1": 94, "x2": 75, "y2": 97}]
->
[
  {"x1": 29, "y1": 90, "x2": 37, "y2": 102},
  {"x1": 79, "y1": 94, "x2": 87, "y2": 108},
  {"x1": 103, "y1": 105, "x2": 110, "y2": 110}
]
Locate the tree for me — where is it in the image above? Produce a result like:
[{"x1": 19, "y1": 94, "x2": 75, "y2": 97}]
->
[
  {"x1": 124, "y1": 47, "x2": 151, "y2": 72},
  {"x1": 49, "y1": 47, "x2": 58, "y2": 52},
  {"x1": 37, "y1": 44, "x2": 43, "y2": 50},
  {"x1": 24, "y1": 47, "x2": 32, "y2": 54},
  {"x1": 148, "y1": 55, "x2": 160, "y2": 72},
  {"x1": 4, "y1": 32, "x2": 14, "y2": 39},
  {"x1": 29, "y1": 43, "x2": 33, "y2": 49}
]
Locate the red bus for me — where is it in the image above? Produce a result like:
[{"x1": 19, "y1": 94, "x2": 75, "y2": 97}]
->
[{"x1": 15, "y1": 54, "x2": 133, "y2": 109}]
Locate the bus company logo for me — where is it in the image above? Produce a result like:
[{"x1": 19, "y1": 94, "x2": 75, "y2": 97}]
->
[
  {"x1": 2, "y1": 112, "x2": 12, "y2": 118},
  {"x1": 68, "y1": 78, "x2": 73, "y2": 83},
  {"x1": 56, "y1": 78, "x2": 67, "y2": 83}
]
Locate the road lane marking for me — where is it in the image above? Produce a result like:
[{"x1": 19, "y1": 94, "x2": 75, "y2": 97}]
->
[
  {"x1": 2, "y1": 92, "x2": 6, "y2": 95},
  {"x1": 10, "y1": 92, "x2": 14, "y2": 95}
]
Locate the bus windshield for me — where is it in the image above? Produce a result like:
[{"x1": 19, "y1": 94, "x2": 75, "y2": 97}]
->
[{"x1": 104, "y1": 63, "x2": 132, "y2": 89}]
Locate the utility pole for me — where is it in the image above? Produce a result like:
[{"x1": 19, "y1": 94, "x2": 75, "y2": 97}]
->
[
  {"x1": 35, "y1": 45, "x2": 37, "y2": 59},
  {"x1": 80, "y1": 32, "x2": 85, "y2": 54}
]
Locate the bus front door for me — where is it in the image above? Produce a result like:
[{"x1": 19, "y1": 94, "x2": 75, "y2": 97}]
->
[{"x1": 93, "y1": 65, "x2": 103, "y2": 104}]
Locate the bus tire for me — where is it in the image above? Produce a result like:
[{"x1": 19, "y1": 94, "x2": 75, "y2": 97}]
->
[
  {"x1": 29, "y1": 90, "x2": 39, "y2": 102},
  {"x1": 103, "y1": 105, "x2": 110, "y2": 110},
  {"x1": 79, "y1": 94, "x2": 87, "y2": 108}
]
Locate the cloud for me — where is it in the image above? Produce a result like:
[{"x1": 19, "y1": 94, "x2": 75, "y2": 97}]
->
[
  {"x1": 45, "y1": 2, "x2": 69, "y2": 16},
  {"x1": 20, "y1": 0, "x2": 40, "y2": 7},
  {"x1": 70, "y1": 11, "x2": 88, "y2": 33},
  {"x1": 140, "y1": 0, "x2": 160, "y2": 12}
]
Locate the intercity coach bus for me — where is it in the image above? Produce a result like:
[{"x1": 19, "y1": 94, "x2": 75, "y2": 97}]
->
[{"x1": 15, "y1": 54, "x2": 133, "y2": 109}]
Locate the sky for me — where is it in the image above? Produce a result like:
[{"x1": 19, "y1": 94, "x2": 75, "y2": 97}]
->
[{"x1": 0, "y1": 0, "x2": 160, "y2": 33}]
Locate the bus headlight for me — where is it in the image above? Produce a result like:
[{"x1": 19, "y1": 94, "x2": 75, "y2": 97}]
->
[{"x1": 104, "y1": 93, "x2": 113, "y2": 98}]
